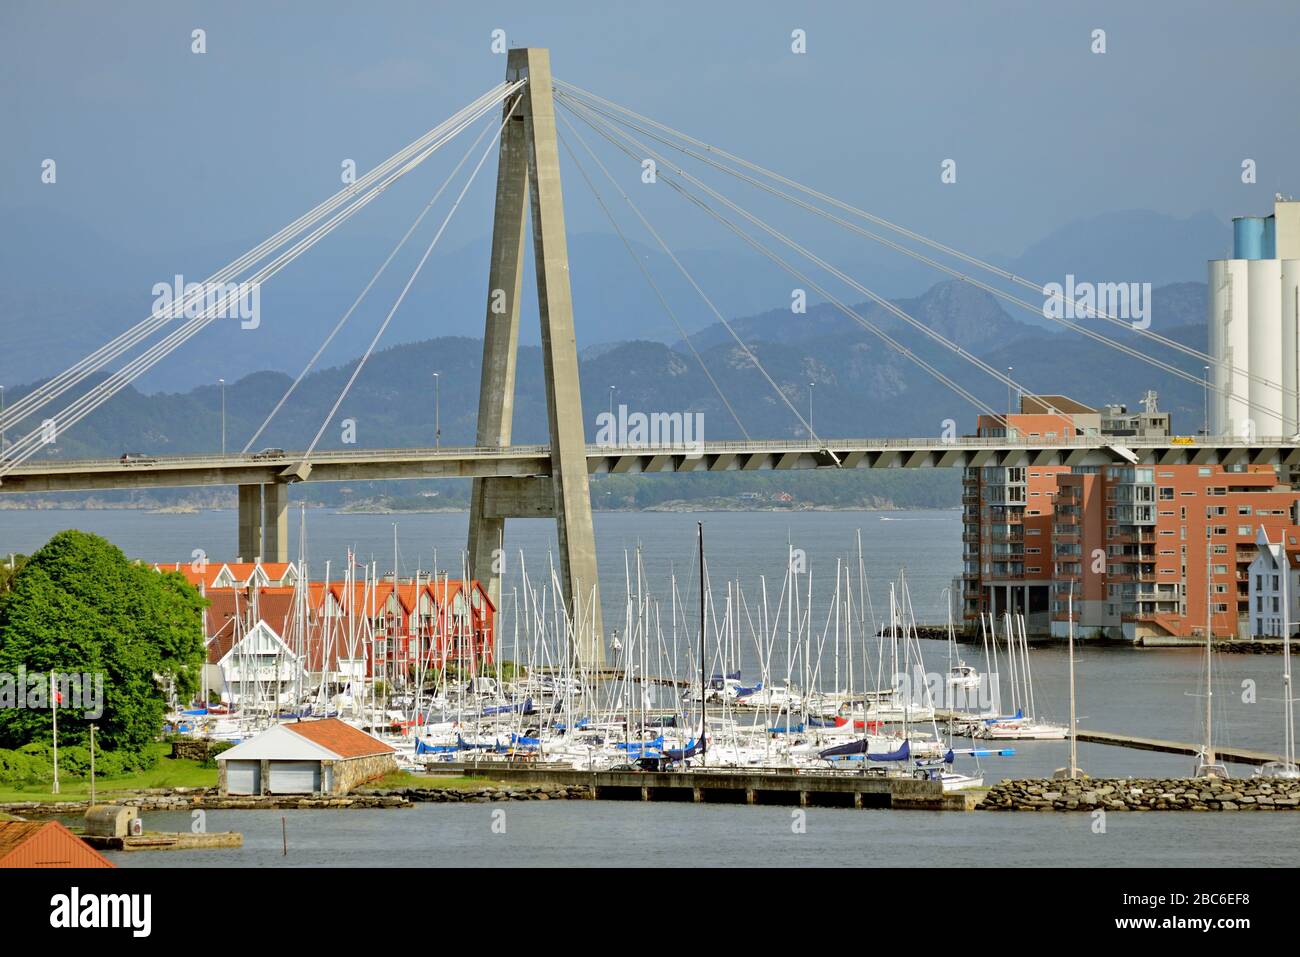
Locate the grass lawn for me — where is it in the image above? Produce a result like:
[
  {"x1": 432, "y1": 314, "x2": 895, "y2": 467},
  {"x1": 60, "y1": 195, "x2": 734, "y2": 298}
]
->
[{"x1": 0, "y1": 742, "x2": 217, "y2": 804}]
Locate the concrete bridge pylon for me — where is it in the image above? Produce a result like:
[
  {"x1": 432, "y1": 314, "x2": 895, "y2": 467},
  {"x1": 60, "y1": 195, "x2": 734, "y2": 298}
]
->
[{"x1": 466, "y1": 48, "x2": 604, "y2": 670}]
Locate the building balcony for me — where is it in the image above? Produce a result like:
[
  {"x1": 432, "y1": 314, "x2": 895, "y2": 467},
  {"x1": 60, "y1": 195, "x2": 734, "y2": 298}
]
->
[{"x1": 1111, "y1": 531, "x2": 1156, "y2": 545}]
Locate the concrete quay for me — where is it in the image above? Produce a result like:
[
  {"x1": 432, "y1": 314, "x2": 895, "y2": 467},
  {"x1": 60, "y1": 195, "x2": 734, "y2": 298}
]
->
[{"x1": 436, "y1": 764, "x2": 979, "y2": 810}]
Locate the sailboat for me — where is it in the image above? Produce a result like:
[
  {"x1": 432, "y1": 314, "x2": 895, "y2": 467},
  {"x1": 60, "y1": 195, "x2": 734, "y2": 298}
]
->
[
  {"x1": 976, "y1": 613, "x2": 1066, "y2": 740},
  {"x1": 1257, "y1": 533, "x2": 1299, "y2": 779},
  {"x1": 1194, "y1": 541, "x2": 1231, "y2": 779},
  {"x1": 943, "y1": 588, "x2": 982, "y2": 692},
  {"x1": 1052, "y1": 584, "x2": 1086, "y2": 779}
]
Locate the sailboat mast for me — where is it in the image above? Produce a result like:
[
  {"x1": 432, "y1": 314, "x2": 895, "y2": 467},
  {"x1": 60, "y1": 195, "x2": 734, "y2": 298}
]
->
[
  {"x1": 1068, "y1": 584, "x2": 1077, "y2": 778},
  {"x1": 698, "y1": 521, "x2": 706, "y2": 764},
  {"x1": 1283, "y1": 542, "x2": 1295, "y2": 769},
  {"x1": 1205, "y1": 540, "x2": 1215, "y2": 766}
]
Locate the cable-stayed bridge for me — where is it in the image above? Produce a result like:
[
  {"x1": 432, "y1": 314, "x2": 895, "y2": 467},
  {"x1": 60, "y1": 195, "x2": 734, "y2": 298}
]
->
[{"x1": 2, "y1": 49, "x2": 1298, "y2": 668}]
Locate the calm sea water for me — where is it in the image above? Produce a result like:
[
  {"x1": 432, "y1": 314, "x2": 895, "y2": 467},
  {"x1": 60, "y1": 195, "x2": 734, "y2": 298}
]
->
[
  {"x1": 100, "y1": 802, "x2": 1293, "y2": 868},
  {"x1": 10, "y1": 508, "x2": 1300, "y2": 866}
]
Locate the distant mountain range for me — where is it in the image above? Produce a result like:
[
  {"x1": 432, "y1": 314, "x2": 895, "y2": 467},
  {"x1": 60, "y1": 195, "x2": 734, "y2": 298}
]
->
[
  {"x1": 5, "y1": 278, "x2": 1212, "y2": 461},
  {"x1": 0, "y1": 204, "x2": 1226, "y2": 395},
  {"x1": 0, "y1": 199, "x2": 1225, "y2": 510}
]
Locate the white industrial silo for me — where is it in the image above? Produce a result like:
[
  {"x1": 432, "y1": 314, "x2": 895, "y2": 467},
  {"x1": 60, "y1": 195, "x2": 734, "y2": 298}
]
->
[
  {"x1": 1247, "y1": 258, "x2": 1283, "y2": 438},
  {"x1": 1281, "y1": 259, "x2": 1300, "y2": 435},
  {"x1": 1208, "y1": 258, "x2": 1251, "y2": 436}
]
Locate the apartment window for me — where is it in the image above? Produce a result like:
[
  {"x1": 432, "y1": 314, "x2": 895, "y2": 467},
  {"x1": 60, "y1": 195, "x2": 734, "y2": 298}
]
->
[
  {"x1": 1238, "y1": 505, "x2": 1252, "y2": 516},
  {"x1": 1238, "y1": 526, "x2": 1252, "y2": 536},
  {"x1": 1159, "y1": 487, "x2": 1174, "y2": 500},
  {"x1": 1213, "y1": 565, "x2": 1228, "y2": 575}
]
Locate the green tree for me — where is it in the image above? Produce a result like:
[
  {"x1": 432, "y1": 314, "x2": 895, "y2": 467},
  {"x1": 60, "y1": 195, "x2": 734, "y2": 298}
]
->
[
  {"x1": 0, "y1": 530, "x2": 206, "y2": 757},
  {"x1": 0, "y1": 554, "x2": 26, "y2": 596}
]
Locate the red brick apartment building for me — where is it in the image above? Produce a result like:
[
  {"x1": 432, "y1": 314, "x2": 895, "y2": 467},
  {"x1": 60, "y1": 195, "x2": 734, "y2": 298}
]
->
[{"x1": 960, "y1": 395, "x2": 1300, "y2": 641}]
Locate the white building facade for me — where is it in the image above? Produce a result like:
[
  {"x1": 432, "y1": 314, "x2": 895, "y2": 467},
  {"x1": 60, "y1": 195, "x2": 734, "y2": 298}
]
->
[{"x1": 1248, "y1": 526, "x2": 1300, "y2": 638}]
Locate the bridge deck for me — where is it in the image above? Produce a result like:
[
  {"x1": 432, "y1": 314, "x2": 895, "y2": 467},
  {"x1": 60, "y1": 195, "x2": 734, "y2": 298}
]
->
[{"x1": 3, "y1": 436, "x2": 1297, "y2": 494}]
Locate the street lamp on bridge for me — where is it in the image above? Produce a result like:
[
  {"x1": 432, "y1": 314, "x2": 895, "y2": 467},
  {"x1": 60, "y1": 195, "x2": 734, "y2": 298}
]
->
[{"x1": 433, "y1": 372, "x2": 441, "y2": 449}]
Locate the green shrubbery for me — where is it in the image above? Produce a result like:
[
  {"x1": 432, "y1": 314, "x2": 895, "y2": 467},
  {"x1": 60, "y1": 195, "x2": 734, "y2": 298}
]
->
[
  {"x1": 198, "y1": 741, "x2": 235, "y2": 769},
  {"x1": 0, "y1": 743, "x2": 157, "y2": 787}
]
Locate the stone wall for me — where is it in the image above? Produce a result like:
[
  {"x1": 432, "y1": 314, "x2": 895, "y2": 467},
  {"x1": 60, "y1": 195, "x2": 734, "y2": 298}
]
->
[
  {"x1": 980, "y1": 777, "x2": 1300, "y2": 811},
  {"x1": 327, "y1": 753, "x2": 398, "y2": 795}
]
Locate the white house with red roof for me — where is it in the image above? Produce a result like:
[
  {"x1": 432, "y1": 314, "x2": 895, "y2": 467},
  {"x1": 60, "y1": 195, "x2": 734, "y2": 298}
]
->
[{"x1": 217, "y1": 717, "x2": 396, "y2": 795}]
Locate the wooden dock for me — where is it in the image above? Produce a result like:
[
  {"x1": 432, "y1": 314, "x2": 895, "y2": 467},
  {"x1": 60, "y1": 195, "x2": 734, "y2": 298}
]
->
[
  {"x1": 934, "y1": 709, "x2": 1286, "y2": 767},
  {"x1": 1071, "y1": 729, "x2": 1283, "y2": 767}
]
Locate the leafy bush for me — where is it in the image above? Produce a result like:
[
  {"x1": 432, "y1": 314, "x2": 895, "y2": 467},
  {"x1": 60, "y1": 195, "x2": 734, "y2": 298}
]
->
[{"x1": 198, "y1": 740, "x2": 234, "y2": 769}]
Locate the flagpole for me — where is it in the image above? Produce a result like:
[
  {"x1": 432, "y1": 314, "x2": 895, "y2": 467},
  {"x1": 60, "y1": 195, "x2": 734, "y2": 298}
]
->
[{"x1": 51, "y1": 672, "x2": 59, "y2": 795}]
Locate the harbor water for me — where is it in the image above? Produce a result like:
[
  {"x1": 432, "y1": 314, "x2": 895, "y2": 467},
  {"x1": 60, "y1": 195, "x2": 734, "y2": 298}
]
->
[{"x1": 8, "y1": 507, "x2": 1300, "y2": 866}]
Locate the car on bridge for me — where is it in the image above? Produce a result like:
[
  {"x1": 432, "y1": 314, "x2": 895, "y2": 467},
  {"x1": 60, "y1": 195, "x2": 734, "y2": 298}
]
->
[
  {"x1": 119, "y1": 452, "x2": 156, "y2": 465},
  {"x1": 251, "y1": 447, "x2": 286, "y2": 461}
]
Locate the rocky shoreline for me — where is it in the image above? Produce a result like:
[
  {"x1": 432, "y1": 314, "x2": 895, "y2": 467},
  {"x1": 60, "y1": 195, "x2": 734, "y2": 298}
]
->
[
  {"x1": 979, "y1": 777, "x2": 1300, "y2": 811},
  {"x1": 0, "y1": 783, "x2": 592, "y2": 816}
]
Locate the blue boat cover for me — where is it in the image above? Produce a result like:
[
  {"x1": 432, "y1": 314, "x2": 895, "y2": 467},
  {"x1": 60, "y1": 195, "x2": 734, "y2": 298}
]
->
[
  {"x1": 818, "y1": 738, "x2": 910, "y2": 761},
  {"x1": 663, "y1": 736, "x2": 704, "y2": 761}
]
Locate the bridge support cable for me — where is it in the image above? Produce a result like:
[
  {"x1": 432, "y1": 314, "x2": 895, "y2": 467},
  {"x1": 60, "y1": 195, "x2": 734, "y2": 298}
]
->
[
  {"x1": 554, "y1": 79, "x2": 1297, "y2": 418},
  {"x1": 0, "y1": 84, "x2": 523, "y2": 477},
  {"x1": 301, "y1": 95, "x2": 522, "y2": 462},
  {"x1": 0, "y1": 81, "x2": 522, "y2": 438},
  {"x1": 555, "y1": 109, "x2": 823, "y2": 446},
  {"x1": 560, "y1": 93, "x2": 1053, "y2": 423},
  {"x1": 243, "y1": 109, "x2": 505, "y2": 454},
  {"x1": 559, "y1": 95, "x2": 1017, "y2": 430},
  {"x1": 556, "y1": 94, "x2": 1250, "y2": 419},
  {"x1": 555, "y1": 126, "x2": 751, "y2": 440}
]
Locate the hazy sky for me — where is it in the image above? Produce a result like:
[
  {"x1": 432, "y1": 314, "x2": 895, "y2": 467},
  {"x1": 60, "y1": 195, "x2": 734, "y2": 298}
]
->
[{"x1": 4, "y1": 0, "x2": 1298, "y2": 264}]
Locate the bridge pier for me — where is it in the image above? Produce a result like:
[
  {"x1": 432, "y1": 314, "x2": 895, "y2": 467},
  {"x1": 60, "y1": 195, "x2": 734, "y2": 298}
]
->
[
  {"x1": 467, "y1": 48, "x2": 603, "y2": 669},
  {"x1": 236, "y1": 482, "x2": 289, "y2": 563}
]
